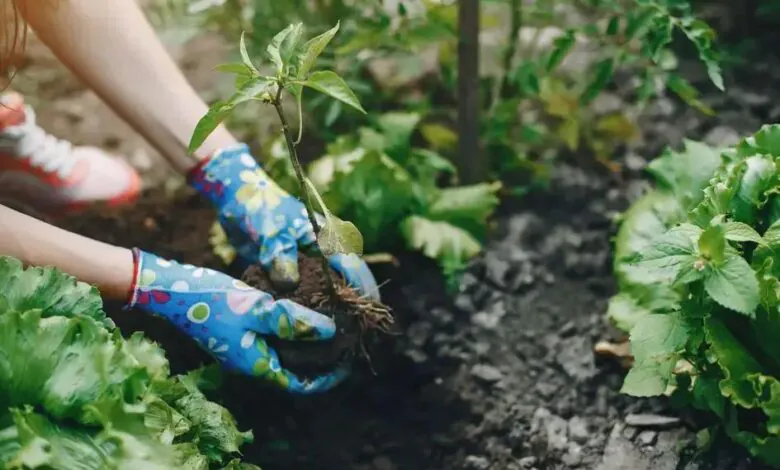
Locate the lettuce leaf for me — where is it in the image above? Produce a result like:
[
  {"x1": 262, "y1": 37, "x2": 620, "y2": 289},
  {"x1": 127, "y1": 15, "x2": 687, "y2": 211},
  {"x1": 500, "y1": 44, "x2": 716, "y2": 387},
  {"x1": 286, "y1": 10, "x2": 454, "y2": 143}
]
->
[{"x1": 0, "y1": 257, "x2": 255, "y2": 468}]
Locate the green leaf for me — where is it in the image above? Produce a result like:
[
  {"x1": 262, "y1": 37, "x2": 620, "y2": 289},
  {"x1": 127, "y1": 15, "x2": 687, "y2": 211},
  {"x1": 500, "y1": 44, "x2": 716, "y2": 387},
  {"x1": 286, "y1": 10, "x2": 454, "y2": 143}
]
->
[
  {"x1": 0, "y1": 256, "x2": 106, "y2": 325},
  {"x1": 699, "y1": 224, "x2": 726, "y2": 265},
  {"x1": 298, "y1": 22, "x2": 340, "y2": 79},
  {"x1": 214, "y1": 63, "x2": 253, "y2": 76},
  {"x1": 606, "y1": 16, "x2": 620, "y2": 36},
  {"x1": 546, "y1": 30, "x2": 576, "y2": 72},
  {"x1": 580, "y1": 58, "x2": 614, "y2": 105},
  {"x1": 425, "y1": 182, "x2": 501, "y2": 239},
  {"x1": 376, "y1": 112, "x2": 421, "y2": 156},
  {"x1": 723, "y1": 221, "x2": 764, "y2": 244},
  {"x1": 704, "y1": 255, "x2": 760, "y2": 316},
  {"x1": 401, "y1": 215, "x2": 482, "y2": 278},
  {"x1": 188, "y1": 77, "x2": 272, "y2": 153},
  {"x1": 606, "y1": 292, "x2": 654, "y2": 332},
  {"x1": 319, "y1": 216, "x2": 364, "y2": 256},
  {"x1": 613, "y1": 190, "x2": 685, "y2": 286},
  {"x1": 302, "y1": 71, "x2": 366, "y2": 114},
  {"x1": 239, "y1": 32, "x2": 260, "y2": 75},
  {"x1": 632, "y1": 224, "x2": 701, "y2": 283},
  {"x1": 737, "y1": 124, "x2": 780, "y2": 158},
  {"x1": 646, "y1": 139, "x2": 723, "y2": 208},
  {"x1": 267, "y1": 24, "x2": 296, "y2": 73},
  {"x1": 621, "y1": 312, "x2": 689, "y2": 397}
]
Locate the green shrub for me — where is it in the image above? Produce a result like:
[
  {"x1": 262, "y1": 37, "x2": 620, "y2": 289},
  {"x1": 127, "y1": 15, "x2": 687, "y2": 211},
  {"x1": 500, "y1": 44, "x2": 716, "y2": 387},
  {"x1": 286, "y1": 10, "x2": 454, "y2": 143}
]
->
[{"x1": 611, "y1": 125, "x2": 780, "y2": 467}]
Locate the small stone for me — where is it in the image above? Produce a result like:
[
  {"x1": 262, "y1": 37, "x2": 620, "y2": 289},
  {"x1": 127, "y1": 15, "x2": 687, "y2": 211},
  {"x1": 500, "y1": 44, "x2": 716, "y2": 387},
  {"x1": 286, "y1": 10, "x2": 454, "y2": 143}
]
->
[
  {"x1": 372, "y1": 456, "x2": 397, "y2": 470},
  {"x1": 518, "y1": 456, "x2": 537, "y2": 468},
  {"x1": 471, "y1": 364, "x2": 504, "y2": 383},
  {"x1": 472, "y1": 301, "x2": 508, "y2": 330},
  {"x1": 531, "y1": 408, "x2": 569, "y2": 450},
  {"x1": 623, "y1": 152, "x2": 646, "y2": 172},
  {"x1": 637, "y1": 430, "x2": 657, "y2": 446},
  {"x1": 624, "y1": 414, "x2": 680, "y2": 429},
  {"x1": 568, "y1": 417, "x2": 590, "y2": 443},
  {"x1": 703, "y1": 126, "x2": 741, "y2": 147},
  {"x1": 535, "y1": 381, "x2": 558, "y2": 399},
  {"x1": 404, "y1": 349, "x2": 429, "y2": 364},
  {"x1": 559, "y1": 321, "x2": 577, "y2": 337},
  {"x1": 464, "y1": 455, "x2": 490, "y2": 470},
  {"x1": 562, "y1": 444, "x2": 583, "y2": 467}
]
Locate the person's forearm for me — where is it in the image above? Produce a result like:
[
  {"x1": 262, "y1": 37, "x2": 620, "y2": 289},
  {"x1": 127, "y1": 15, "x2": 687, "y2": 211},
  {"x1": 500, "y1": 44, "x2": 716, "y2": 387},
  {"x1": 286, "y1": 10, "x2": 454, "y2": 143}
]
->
[
  {"x1": 0, "y1": 205, "x2": 134, "y2": 301},
  {"x1": 16, "y1": 0, "x2": 238, "y2": 173}
]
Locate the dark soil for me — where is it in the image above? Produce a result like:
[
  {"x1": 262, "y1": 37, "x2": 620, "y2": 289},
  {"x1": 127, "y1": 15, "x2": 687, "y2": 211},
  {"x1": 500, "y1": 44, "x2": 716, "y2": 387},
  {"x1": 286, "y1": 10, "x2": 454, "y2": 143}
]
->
[
  {"x1": 43, "y1": 47, "x2": 780, "y2": 470},
  {"x1": 241, "y1": 254, "x2": 392, "y2": 378},
  {"x1": 56, "y1": 163, "x2": 767, "y2": 470}
]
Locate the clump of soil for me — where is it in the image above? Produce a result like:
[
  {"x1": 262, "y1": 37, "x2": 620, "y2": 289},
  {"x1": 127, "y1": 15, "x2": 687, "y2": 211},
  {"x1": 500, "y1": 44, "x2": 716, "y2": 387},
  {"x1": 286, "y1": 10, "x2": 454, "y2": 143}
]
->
[{"x1": 241, "y1": 253, "x2": 395, "y2": 378}]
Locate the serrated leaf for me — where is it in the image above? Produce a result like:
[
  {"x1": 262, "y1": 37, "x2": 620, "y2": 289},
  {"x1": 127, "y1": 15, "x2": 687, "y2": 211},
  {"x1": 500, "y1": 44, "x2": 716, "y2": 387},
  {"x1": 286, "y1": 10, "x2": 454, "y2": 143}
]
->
[
  {"x1": 632, "y1": 224, "x2": 701, "y2": 283},
  {"x1": 239, "y1": 32, "x2": 259, "y2": 75},
  {"x1": 646, "y1": 139, "x2": 723, "y2": 208},
  {"x1": 426, "y1": 182, "x2": 501, "y2": 239},
  {"x1": 622, "y1": 313, "x2": 689, "y2": 397},
  {"x1": 704, "y1": 255, "x2": 759, "y2": 316},
  {"x1": 723, "y1": 221, "x2": 764, "y2": 244},
  {"x1": 302, "y1": 71, "x2": 366, "y2": 114},
  {"x1": 737, "y1": 124, "x2": 780, "y2": 158},
  {"x1": 298, "y1": 22, "x2": 340, "y2": 80},
  {"x1": 401, "y1": 215, "x2": 482, "y2": 278}
]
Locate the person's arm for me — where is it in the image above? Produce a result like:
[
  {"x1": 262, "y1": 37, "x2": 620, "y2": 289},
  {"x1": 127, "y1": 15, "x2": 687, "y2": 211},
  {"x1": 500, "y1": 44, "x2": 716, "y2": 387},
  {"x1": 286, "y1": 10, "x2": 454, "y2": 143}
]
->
[
  {"x1": 15, "y1": 0, "x2": 238, "y2": 173},
  {"x1": 0, "y1": 204, "x2": 133, "y2": 300}
]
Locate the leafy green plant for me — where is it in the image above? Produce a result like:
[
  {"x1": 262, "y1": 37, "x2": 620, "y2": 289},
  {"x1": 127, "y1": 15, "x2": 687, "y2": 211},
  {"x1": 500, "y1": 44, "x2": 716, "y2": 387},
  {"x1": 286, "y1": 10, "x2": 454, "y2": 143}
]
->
[
  {"x1": 0, "y1": 256, "x2": 257, "y2": 469},
  {"x1": 189, "y1": 22, "x2": 368, "y2": 294},
  {"x1": 261, "y1": 111, "x2": 502, "y2": 283},
  {"x1": 609, "y1": 125, "x2": 780, "y2": 466}
]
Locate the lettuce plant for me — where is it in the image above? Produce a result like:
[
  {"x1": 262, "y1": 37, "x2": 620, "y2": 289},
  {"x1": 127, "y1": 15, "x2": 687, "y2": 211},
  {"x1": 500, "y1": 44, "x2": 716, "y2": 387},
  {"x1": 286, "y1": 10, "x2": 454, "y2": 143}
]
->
[
  {"x1": 0, "y1": 257, "x2": 257, "y2": 469},
  {"x1": 610, "y1": 125, "x2": 780, "y2": 466}
]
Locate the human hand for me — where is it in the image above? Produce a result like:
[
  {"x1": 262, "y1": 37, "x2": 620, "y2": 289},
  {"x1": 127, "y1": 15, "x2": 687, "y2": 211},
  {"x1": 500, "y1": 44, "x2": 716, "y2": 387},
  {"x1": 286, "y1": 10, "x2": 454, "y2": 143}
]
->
[
  {"x1": 189, "y1": 144, "x2": 380, "y2": 300},
  {"x1": 126, "y1": 249, "x2": 347, "y2": 393}
]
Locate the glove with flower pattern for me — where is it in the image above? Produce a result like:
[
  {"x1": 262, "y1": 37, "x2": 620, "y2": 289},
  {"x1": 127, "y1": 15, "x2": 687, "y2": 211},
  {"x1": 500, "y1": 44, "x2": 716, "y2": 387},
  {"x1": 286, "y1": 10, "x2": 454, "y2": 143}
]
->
[
  {"x1": 126, "y1": 248, "x2": 347, "y2": 394},
  {"x1": 189, "y1": 143, "x2": 379, "y2": 300}
]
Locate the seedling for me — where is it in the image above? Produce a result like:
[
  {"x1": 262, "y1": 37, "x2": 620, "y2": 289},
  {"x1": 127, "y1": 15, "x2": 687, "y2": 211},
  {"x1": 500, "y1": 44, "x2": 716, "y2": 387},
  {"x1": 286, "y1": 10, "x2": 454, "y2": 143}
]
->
[
  {"x1": 189, "y1": 22, "x2": 366, "y2": 296},
  {"x1": 189, "y1": 23, "x2": 393, "y2": 375}
]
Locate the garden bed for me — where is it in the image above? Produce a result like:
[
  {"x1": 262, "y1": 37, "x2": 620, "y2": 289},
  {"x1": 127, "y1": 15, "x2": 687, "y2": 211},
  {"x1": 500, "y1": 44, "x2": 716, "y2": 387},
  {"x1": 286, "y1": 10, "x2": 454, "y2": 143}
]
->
[{"x1": 57, "y1": 159, "x2": 765, "y2": 470}]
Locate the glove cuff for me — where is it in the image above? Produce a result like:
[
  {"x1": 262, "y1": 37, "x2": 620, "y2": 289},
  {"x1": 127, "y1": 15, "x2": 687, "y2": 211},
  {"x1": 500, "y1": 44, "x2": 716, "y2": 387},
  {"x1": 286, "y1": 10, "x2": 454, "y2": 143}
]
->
[
  {"x1": 125, "y1": 247, "x2": 144, "y2": 309},
  {"x1": 187, "y1": 143, "x2": 259, "y2": 207}
]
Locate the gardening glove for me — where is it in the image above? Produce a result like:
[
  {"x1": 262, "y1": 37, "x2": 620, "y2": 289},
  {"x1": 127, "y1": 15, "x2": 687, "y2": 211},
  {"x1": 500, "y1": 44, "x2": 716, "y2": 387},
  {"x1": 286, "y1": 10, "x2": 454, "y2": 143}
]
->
[
  {"x1": 126, "y1": 248, "x2": 347, "y2": 394},
  {"x1": 189, "y1": 143, "x2": 380, "y2": 300}
]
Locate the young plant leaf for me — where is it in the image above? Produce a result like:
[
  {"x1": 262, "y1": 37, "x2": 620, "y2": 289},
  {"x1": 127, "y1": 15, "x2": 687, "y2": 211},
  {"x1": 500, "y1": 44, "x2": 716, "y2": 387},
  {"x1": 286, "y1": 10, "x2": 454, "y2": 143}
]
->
[
  {"x1": 239, "y1": 32, "x2": 260, "y2": 75},
  {"x1": 319, "y1": 216, "x2": 365, "y2": 256},
  {"x1": 303, "y1": 177, "x2": 364, "y2": 256},
  {"x1": 188, "y1": 77, "x2": 272, "y2": 153},
  {"x1": 298, "y1": 22, "x2": 340, "y2": 80},
  {"x1": 704, "y1": 255, "x2": 760, "y2": 316},
  {"x1": 302, "y1": 71, "x2": 367, "y2": 114},
  {"x1": 267, "y1": 24, "x2": 296, "y2": 73},
  {"x1": 699, "y1": 224, "x2": 726, "y2": 265}
]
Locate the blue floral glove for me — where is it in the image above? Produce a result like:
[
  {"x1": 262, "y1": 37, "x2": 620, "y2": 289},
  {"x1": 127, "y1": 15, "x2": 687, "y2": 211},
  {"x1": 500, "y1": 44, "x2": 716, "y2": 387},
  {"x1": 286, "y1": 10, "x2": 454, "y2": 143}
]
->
[
  {"x1": 126, "y1": 249, "x2": 347, "y2": 394},
  {"x1": 189, "y1": 143, "x2": 379, "y2": 300}
]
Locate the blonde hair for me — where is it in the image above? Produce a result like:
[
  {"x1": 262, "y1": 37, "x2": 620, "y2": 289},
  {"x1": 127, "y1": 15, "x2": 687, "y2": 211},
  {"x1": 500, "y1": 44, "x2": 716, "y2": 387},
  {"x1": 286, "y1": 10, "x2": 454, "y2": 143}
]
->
[{"x1": 1, "y1": 0, "x2": 27, "y2": 80}]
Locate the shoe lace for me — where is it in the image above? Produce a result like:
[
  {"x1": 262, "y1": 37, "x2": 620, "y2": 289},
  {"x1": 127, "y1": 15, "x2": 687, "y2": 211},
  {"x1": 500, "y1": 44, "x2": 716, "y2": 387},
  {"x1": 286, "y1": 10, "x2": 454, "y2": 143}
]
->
[{"x1": 0, "y1": 105, "x2": 78, "y2": 179}]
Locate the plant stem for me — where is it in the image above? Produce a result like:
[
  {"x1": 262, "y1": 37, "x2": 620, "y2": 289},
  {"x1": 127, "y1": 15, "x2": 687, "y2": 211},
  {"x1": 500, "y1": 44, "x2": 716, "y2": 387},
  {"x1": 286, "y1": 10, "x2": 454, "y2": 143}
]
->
[
  {"x1": 271, "y1": 84, "x2": 337, "y2": 296},
  {"x1": 492, "y1": 0, "x2": 522, "y2": 111}
]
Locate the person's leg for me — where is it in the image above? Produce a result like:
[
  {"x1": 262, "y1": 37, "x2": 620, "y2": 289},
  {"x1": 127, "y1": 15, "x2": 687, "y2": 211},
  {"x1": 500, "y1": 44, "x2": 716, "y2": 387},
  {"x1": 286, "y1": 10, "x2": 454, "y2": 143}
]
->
[{"x1": 0, "y1": 91, "x2": 141, "y2": 215}]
